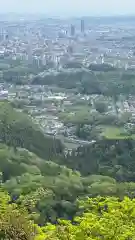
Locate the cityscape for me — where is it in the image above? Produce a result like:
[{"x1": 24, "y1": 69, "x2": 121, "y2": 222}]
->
[
  {"x1": 1, "y1": 12, "x2": 135, "y2": 238},
  {"x1": 0, "y1": 16, "x2": 135, "y2": 150}
]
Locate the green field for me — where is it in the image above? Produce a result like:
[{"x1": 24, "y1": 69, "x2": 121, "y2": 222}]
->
[
  {"x1": 101, "y1": 126, "x2": 135, "y2": 139},
  {"x1": 58, "y1": 104, "x2": 91, "y2": 124}
]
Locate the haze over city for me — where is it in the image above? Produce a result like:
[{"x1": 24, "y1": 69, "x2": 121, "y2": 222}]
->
[
  {"x1": 0, "y1": 0, "x2": 135, "y2": 237},
  {"x1": 0, "y1": 0, "x2": 135, "y2": 16}
]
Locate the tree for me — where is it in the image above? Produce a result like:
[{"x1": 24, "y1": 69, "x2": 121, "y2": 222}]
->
[
  {"x1": 0, "y1": 189, "x2": 36, "y2": 240},
  {"x1": 0, "y1": 102, "x2": 63, "y2": 159},
  {"x1": 42, "y1": 197, "x2": 135, "y2": 239},
  {"x1": 94, "y1": 101, "x2": 108, "y2": 113},
  {"x1": 88, "y1": 63, "x2": 116, "y2": 72},
  {"x1": 63, "y1": 61, "x2": 83, "y2": 69},
  {"x1": 75, "y1": 124, "x2": 100, "y2": 140}
]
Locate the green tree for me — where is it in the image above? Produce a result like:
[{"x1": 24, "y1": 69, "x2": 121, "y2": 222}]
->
[
  {"x1": 0, "y1": 189, "x2": 36, "y2": 240},
  {"x1": 42, "y1": 197, "x2": 135, "y2": 239},
  {"x1": 94, "y1": 101, "x2": 108, "y2": 113}
]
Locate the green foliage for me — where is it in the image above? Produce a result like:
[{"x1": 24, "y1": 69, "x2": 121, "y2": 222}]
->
[
  {"x1": 0, "y1": 102, "x2": 63, "y2": 159},
  {"x1": 63, "y1": 61, "x2": 83, "y2": 69},
  {"x1": 75, "y1": 124, "x2": 100, "y2": 140},
  {"x1": 1, "y1": 103, "x2": 135, "y2": 224},
  {"x1": 60, "y1": 139, "x2": 135, "y2": 181},
  {"x1": 88, "y1": 63, "x2": 116, "y2": 71},
  {"x1": 101, "y1": 126, "x2": 135, "y2": 139},
  {"x1": 0, "y1": 189, "x2": 36, "y2": 240},
  {"x1": 1, "y1": 140, "x2": 135, "y2": 227},
  {"x1": 31, "y1": 68, "x2": 135, "y2": 96},
  {"x1": 1, "y1": 192, "x2": 135, "y2": 240},
  {"x1": 2, "y1": 59, "x2": 135, "y2": 239},
  {"x1": 1, "y1": 143, "x2": 135, "y2": 224},
  {"x1": 59, "y1": 110, "x2": 118, "y2": 126},
  {"x1": 0, "y1": 145, "x2": 80, "y2": 223},
  {"x1": 1, "y1": 98, "x2": 135, "y2": 235},
  {"x1": 2, "y1": 62, "x2": 135, "y2": 97},
  {"x1": 41, "y1": 197, "x2": 135, "y2": 239},
  {"x1": 3, "y1": 64, "x2": 46, "y2": 84},
  {"x1": 94, "y1": 101, "x2": 108, "y2": 113}
]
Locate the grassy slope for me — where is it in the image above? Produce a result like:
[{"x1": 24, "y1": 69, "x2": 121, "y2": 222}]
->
[{"x1": 101, "y1": 125, "x2": 135, "y2": 139}]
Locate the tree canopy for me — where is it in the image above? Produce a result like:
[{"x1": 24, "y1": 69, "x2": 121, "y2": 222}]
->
[
  {"x1": 0, "y1": 102, "x2": 63, "y2": 159},
  {"x1": 41, "y1": 196, "x2": 135, "y2": 240}
]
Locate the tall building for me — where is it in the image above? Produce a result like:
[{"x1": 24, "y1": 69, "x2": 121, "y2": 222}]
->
[
  {"x1": 67, "y1": 45, "x2": 73, "y2": 55},
  {"x1": 27, "y1": 43, "x2": 33, "y2": 64},
  {"x1": 81, "y1": 19, "x2": 85, "y2": 33},
  {"x1": 71, "y1": 24, "x2": 75, "y2": 37},
  {"x1": 0, "y1": 29, "x2": 5, "y2": 41}
]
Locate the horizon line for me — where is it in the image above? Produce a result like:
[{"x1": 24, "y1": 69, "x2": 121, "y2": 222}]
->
[{"x1": 0, "y1": 12, "x2": 135, "y2": 19}]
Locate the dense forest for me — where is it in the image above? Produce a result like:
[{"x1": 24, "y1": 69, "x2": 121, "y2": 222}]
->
[
  {"x1": 0, "y1": 64, "x2": 135, "y2": 238},
  {"x1": 58, "y1": 140, "x2": 135, "y2": 181},
  {"x1": 1, "y1": 190, "x2": 135, "y2": 239},
  {"x1": 0, "y1": 102, "x2": 63, "y2": 160},
  {"x1": 2, "y1": 63, "x2": 135, "y2": 95},
  {"x1": 0, "y1": 101, "x2": 135, "y2": 238},
  {"x1": 31, "y1": 67, "x2": 135, "y2": 96},
  {"x1": 1, "y1": 12, "x2": 135, "y2": 239}
]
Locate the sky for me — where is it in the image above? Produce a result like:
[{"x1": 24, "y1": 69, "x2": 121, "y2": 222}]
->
[{"x1": 0, "y1": 0, "x2": 135, "y2": 17}]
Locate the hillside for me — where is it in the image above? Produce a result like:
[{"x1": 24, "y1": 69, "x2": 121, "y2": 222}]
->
[
  {"x1": 0, "y1": 103, "x2": 135, "y2": 236},
  {"x1": 56, "y1": 139, "x2": 135, "y2": 182},
  {"x1": 0, "y1": 144, "x2": 134, "y2": 225},
  {"x1": 0, "y1": 105, "x2": 135, "y2": 237},
  {"x1": 0, "y1": 101, "x2": 63, "y2": 159}
]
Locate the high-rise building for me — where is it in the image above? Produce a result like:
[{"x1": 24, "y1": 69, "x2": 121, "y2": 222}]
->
[
  {"x1": 81, "y1": 19, "x2": 85, "y2": 33},
  {"x1": 0, "y1": 29, "x2": 5, "y2": 41},
  {"x1": 71, "y1": 24, "x2": 75, "y2": 37},
  {"x1": 67, "y1": 45, "x2": 73, "y2": 55},
  {"x1": 27, "y1": 43, "x2": 33, "y2": 64}
]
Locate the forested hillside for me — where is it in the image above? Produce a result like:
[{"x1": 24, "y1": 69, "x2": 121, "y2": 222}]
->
[
  {"x1": 0, "y1": 143, "x2": 135, "y2": 226},
  {"x1": 0, "y1": 102, "x2": 63, "y2": 159},
  {"x1": 0, "y1": 101, "x2": 135, "y2": 238},
  {"x1": 1, "y1": 189, "x2": 135, "y2": 239},
  {"x1": 32, "y1": 68, "x2": 135, "y2": 95},
  {"x1": 1, "y1": 13, "x2": 135, "y2": 239},
  {"x1": 58, "y1": 139, "x2": 135, "y2": 181}
]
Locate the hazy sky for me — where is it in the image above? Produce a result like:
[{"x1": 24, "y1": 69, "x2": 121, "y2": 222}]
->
[{"x1": 0, "y1": 0, "x2": 135, "y2": 17}]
